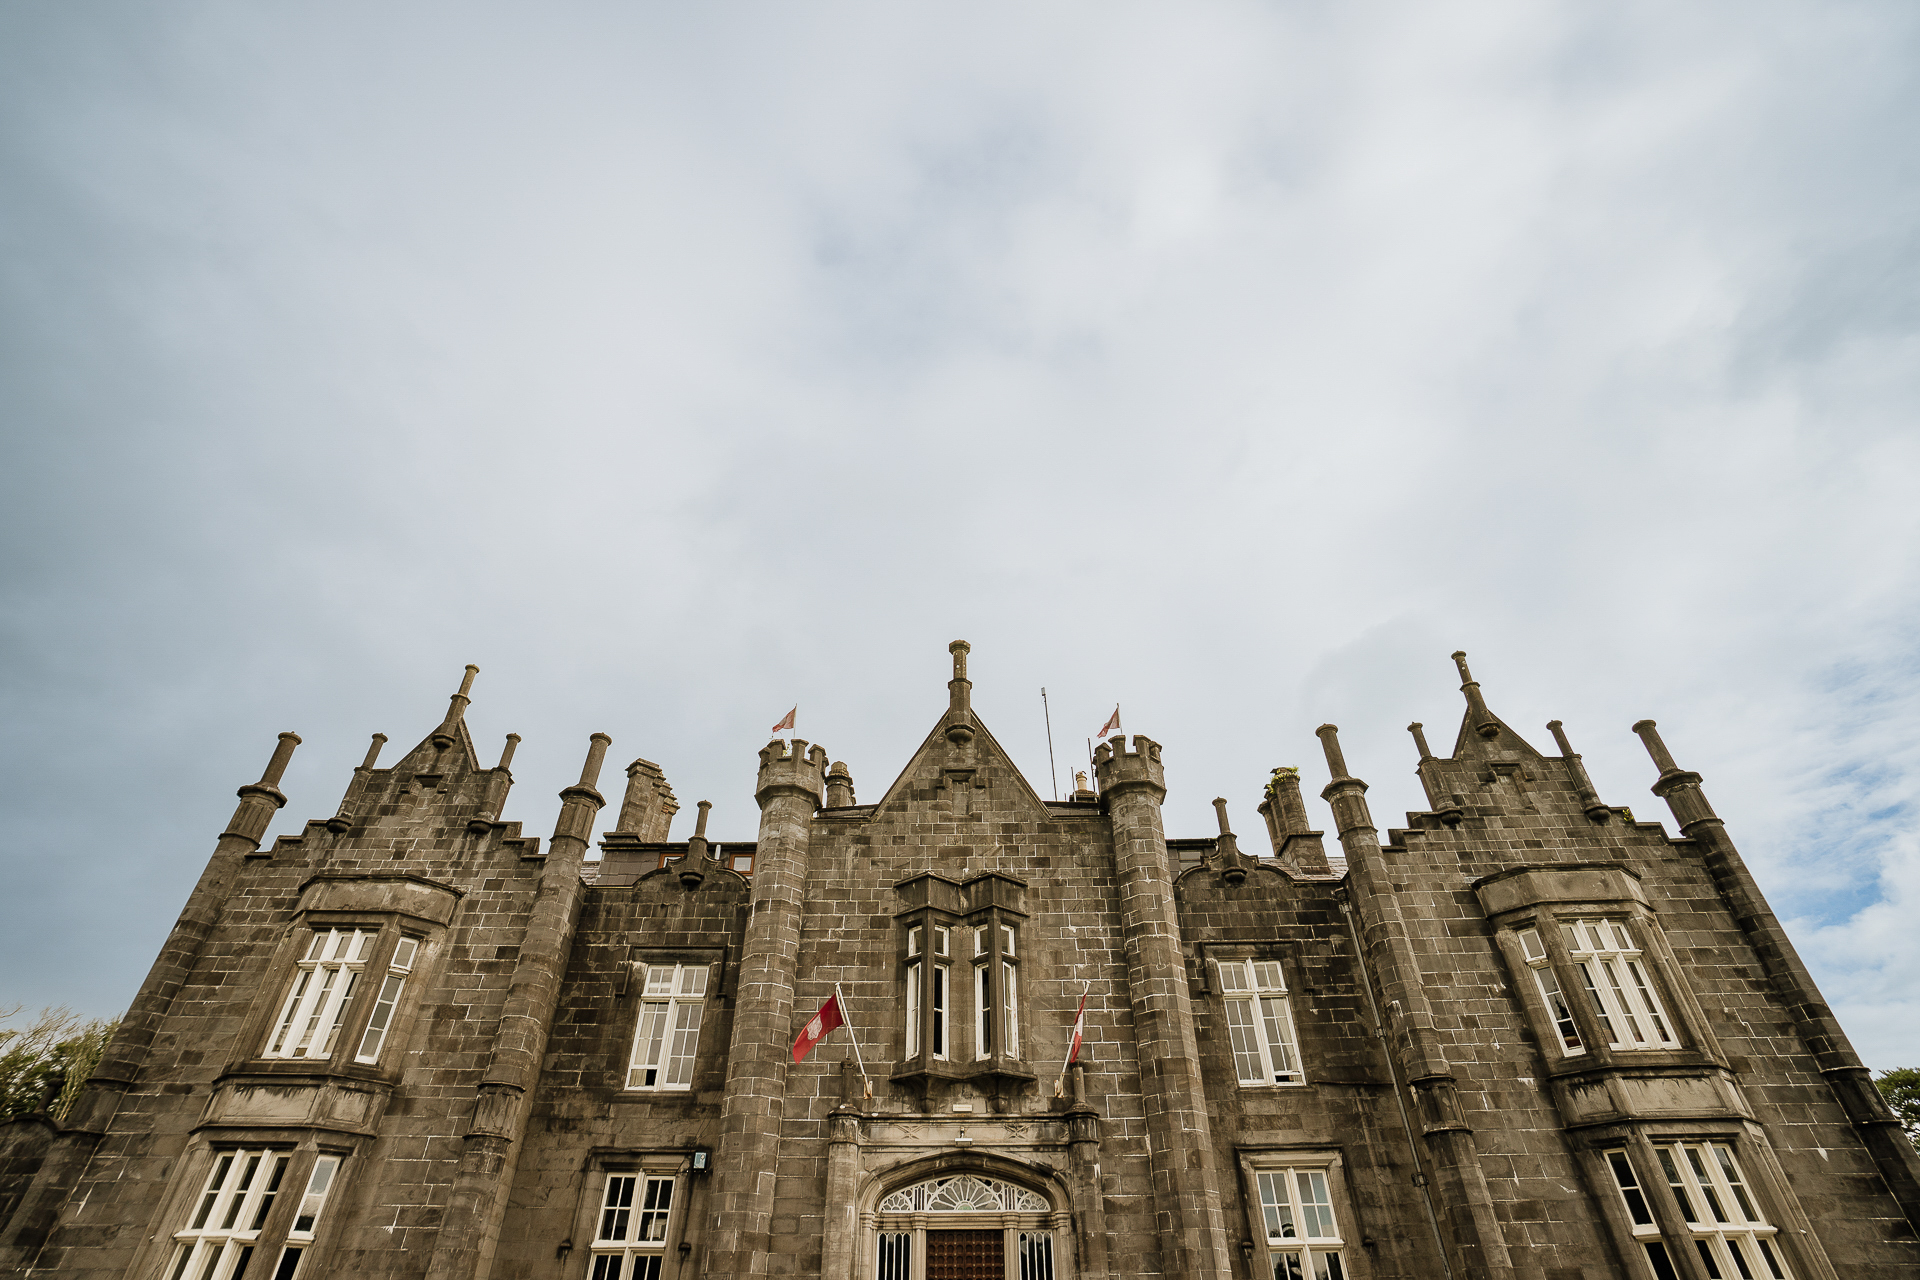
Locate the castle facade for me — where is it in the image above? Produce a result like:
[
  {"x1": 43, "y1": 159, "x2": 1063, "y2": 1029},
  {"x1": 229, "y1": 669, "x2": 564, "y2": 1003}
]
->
[{"x1": 3, "y1": 644, "x2": 1916, "y2": 1280}]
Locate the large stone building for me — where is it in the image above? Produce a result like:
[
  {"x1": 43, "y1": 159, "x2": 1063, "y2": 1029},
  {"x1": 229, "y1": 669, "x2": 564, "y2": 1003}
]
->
[{"x1": 2, "y1": 644, "x2": 1917, "y2": 1280}]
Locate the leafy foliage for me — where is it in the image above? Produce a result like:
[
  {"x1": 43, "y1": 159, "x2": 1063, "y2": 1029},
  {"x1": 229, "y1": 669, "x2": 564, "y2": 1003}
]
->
[
  {"x1": 0, "y1": 1006, "x2": 117, "y2": 1124},
  {"x1": 1876, "y1": 1067, "x2": 1920, "y2": 1149}
]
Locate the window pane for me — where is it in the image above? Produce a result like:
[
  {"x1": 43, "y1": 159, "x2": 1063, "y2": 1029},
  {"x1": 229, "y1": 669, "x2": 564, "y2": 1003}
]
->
[
  {"x1": 1607, "y1": 1152, "x2": 1653, "y2": 1226},
  {"x1": 977, "y1": 966, "x2": 992, "y2": 1059},
  {"x1": 357, "y1": 975, "x2": 406, "y2": 1062},
  {"x1": 590, "y1": 1257, "x2": 624, "y2": 1280},
  {"x1": 1713, "y1": 1146, "x2": 1759, "y2": 1223},
  {"x1": 1225, "y1": 999, "x2": 1266, "y2": 1084},
  {"x1": 292, "y1": 1156, "x2": 338, "y2": 1236},
  {"x1": 679, "y1": 966, "x2": 709, "y2": 997},
  {"x1": 1260, "y1": 996, "x2": 1298, "y2": 1079},
  {"x1": 642, "y1": 966, "x2": 675, "y2": 997},
  {"x1": 271, "y1": 1247, "x2": 303, "y2": 1280},
  {"x1": 1657, "y1": 1147, "x2": 1696, "y2": 1223},
  {"x1": 391, "y1": 937, "x2": 419, "y2": 971},
  {"x1": 1257, "y1": 1171, "x2": 1297, "y2": 1240},
  {"x1": 1686, "y1": 1147, "x2": 1730, "y2": 1223},
  {"x1": 1643, "y1": 1242, "x2": 1681, "y2": 1280},
  {"x1": 1696, "y1": 1239, "x2": 1725, "y2": 1279},
  {"x1": 931, "y1": 965, "x2": 947, "y2": 1057},
  {"x1": 1253, "y1": 961, "x2": 1285, "y2": 991},
  {"x1": 220, "y1": 1155, "x2": 262, "y2": 1230},
  {"x1": 1003, "y1": 961, "x2": 1019, "y2": 1059},
  {"x1": 638, "y1": 1176, "x2": 674, "y2": 1240},
  {"x1": 907, "y1": 927, "x2": 920, "y2": 957},
  {"x1": 1218, "y1": 961, "x2": 1250, "y2": 992},
  {"x1": 1271, "y1": 1253, "x2": 1304, "y2": 1280},
  {"x1": 1002, "y1": 925, "x2": 1016, "y2": 956},
  {"x1": 906, "y1": 964, "x2": 920, "y2": 1058},
  {"x1": 1519, "y1": 929, "x2": 1545, "y2": 961},
  {"x1": 664, "y1": 1004, "x2": 702, "y2": 1087},
  {"x1": 878, "y1": 1232, "x2": 911, "y2": 1280},
  {"x1": 1299, "y1": 1170, "x2": 1337, "y2": 1239},
  {"x1": 249, "y1": 1156, "x2": 288, "y2": 1231},
  {"x1": 600, "y1": 1175, "x2": 635, "y2": 1241}
]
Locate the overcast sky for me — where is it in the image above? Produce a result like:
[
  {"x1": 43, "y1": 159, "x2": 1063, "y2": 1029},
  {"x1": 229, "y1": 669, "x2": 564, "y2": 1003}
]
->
[{"x1": 3, "y1": 3, "x2": 1917, "y2": 1070}]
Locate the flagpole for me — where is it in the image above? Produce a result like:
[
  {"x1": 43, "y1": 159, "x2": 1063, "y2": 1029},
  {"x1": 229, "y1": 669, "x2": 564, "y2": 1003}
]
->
[
  {"x1": 834, "y1": 982, "x2": 872, "y2": 1099},
  {"x1": 1041, "y1": 687, "x2": 1058, "y2": 801}
]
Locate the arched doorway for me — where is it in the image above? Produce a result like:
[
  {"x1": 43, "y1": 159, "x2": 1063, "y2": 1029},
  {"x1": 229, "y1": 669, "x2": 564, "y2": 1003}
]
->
[{"x1": 863, "y1": 1172, "x2": 1069, "y2": 1280}]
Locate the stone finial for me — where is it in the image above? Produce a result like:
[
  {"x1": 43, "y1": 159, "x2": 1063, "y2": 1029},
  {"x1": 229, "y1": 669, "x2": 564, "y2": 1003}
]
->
[
  {"x1": 1212, "y1": 797, "x2": 1234, "y2": 836},
  {"x1": 497, "y1": 733, "x2": 521, "y2": 771},
  {"x1": 260, "y1": 732, "x2": 302, "y2": 788},
  {"x1": 686, "y1": 800, "x2": 714, "y2": 878},
  {"x1": 1408, "y1": 722, "x2": 1433, "y2": 761},
  {"x1": 1452, "y1": 650, "x2": 1501, "y2": 739},
  {"x1": 1632, "y1": 719, "x2": 1681, "y2": 776},
  {"x1": 226, "y1": 731, "x2": 300, "y2": 844},
  {"x1": 826, "y1": 761, "x2": 856, "y2": 808},
  {"x1": 576, "y1": 733, "x2": 612, "y2": 790},
  {"x1": 946, "y1": 641, "x2": 974, "y2": 746},
  {"x1": 359, "y1": 733, "x2": 389, "y2": 771},
  {"x1": 1315, "y1": 724, "x2": 1350, "y2": 780},
  {"x1": 1549, "y1": 720, "x2": 1611, "y2": 824},
  {"x1": 432, "y1": 664, "x2": 480, "y2": 749}
]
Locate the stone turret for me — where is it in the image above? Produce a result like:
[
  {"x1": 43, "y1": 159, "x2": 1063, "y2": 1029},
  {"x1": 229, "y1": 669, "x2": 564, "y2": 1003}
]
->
[
  {"x1": 1094, "y1": 732, "x2": 1233, "y2": 1280},
  {"x1": 1318, "y1": 723, "x2": 1513, "y2": 1279},
  {"x1": 707, "y1": 734, "x2": 829, "y2": 1278},
  {"x1": 426, "y1": 732, "x2": 610, "y2": 1280},
  {"x1": 825, "y1": 761, "x2": 856, "y2": 807}
]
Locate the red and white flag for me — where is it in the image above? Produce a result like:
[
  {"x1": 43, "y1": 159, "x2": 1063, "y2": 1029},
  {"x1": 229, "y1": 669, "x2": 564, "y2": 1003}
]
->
[
  {"x1": 1066, "y1": 985, "x2": 1091, "y2": 1066},
  {"x1": 771, "y1": 706, "x2": 797, "y2": 735},
  {"x1": 1097, "y1": 706, "x2": 1122, "y2": 739},
  {"x1": 792, "y1": 992, "x2": 844, "y2": 1064}
]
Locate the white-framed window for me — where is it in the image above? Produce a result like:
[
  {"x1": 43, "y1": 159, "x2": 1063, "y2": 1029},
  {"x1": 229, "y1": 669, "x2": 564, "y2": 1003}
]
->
[
  {"x1": 1603, "y1": 1148, "x2": 1685, "y2": 1280},
  {"x1": 1519, "y1": 928, "x2": 1585, "y2": 1056},
  {"x1": 163, "y1": 1148, "x2": 293, "y2": 1280},
  {"x1": 1563, "y1": 919, "x2": 1678, "y2": 1051},
  {"x1": 590, "y1": 1173, "x2": 676, "y2": 1280},
  {"x1": 267, "y1": 1155, "x2": 341, "y2": 1280},
  {"x1": 976, "y1": 965, "x2": 993, "y2": 1060},
  {"x1": 265, "y1": 929, "x2": 374, "y2": 1059},
  {"x1": 1219, "y1": 961, "x2": 1303, "y2": 1085},
  {"x1": 354, "y1": 936, "x2": 418, "y2": 1064},
  {"x1": 626, "y1": 964, "x2": 708, "y2": 1090},
  {"x1": 907, "y1": 962, "x2": 921, "y2": 1058},
  {"x1": 972, "y1": 924, "x2": 1021, "y2": 1063},
  {"x1": 1655, "y1": 1142, "x2": 1790, "y2": 1280},
  {"x1": 1252, "y1": 1165, "x2": 1346, "y2": 1279}
]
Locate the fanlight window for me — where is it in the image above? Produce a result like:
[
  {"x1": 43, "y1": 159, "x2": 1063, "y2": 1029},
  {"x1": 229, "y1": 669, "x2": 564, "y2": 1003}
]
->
[{"x1": 879, "y1": 1175, "x2": 1049, "y2": 1214}]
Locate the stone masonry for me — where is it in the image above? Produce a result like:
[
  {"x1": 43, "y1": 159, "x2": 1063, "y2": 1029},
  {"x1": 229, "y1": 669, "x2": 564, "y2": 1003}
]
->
[{"x1": 2, "y1": 644, "x2": 1916, "y2": 1280}]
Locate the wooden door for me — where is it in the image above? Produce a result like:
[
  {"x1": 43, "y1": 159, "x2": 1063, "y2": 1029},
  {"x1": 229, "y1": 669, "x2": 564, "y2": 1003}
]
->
[{"x1": 926, "y1": 1228, "x2": 1004, "y2": 1280}]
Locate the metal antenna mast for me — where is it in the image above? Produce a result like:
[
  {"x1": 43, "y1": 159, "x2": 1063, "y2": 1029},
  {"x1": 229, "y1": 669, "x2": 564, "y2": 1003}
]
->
[{"x1": 1041, "y1": 687, "x2": 1059, "y2": 801}]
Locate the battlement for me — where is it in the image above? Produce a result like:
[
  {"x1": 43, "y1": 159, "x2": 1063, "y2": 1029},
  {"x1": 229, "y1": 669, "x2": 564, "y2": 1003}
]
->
[
  {"x1": 756, "y1": 736, "x2": 830, "y2": 804},
  {"x1": 1093, "y1": 733, "x2": 1165, "y2": 794}
]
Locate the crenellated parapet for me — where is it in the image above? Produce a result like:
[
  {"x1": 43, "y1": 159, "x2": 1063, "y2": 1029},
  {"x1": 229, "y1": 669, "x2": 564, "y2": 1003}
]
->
[
  {"x1": 756, "y1": 737, "x2": 829, "y2": 809},
  {"x1": 1092, "y1": 733, "x2": 1164, "y2": 800}
]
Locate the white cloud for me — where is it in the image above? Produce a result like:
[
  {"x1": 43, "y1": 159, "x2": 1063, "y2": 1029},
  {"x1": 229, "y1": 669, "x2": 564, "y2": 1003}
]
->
[{"x1": 2, "y1": 0, "x2": 1918, "y2": 1067}]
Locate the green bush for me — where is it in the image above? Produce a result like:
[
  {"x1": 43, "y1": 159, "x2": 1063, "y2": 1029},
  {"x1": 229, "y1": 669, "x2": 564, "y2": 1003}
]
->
[
  {"x1": 1876, "y1": 1067, "x2": 1920, "y2": 1151},
  {"x1": 0, "y1": 1006, "x2": 117, "y2": 1124}
]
